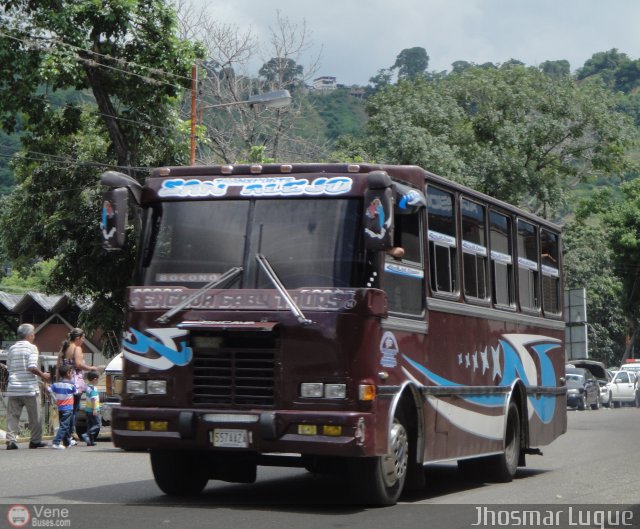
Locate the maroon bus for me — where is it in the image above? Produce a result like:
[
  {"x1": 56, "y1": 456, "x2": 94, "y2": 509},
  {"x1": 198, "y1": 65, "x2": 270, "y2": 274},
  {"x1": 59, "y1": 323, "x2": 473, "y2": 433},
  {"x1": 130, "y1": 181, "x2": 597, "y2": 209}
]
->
[{"x1": 100, "y1": 163, "x2": 567, "y2": 505}]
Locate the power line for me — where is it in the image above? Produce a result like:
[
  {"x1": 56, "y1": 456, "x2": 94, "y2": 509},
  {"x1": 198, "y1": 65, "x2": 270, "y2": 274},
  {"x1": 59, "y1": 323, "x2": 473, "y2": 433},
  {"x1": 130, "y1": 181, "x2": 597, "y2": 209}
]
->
[
  {"x1": 0, "y1": 151, "x2": 150, "y2": 174},
  {"x1": 0, "y1": 29, "x2": 192, "y2": 93}
]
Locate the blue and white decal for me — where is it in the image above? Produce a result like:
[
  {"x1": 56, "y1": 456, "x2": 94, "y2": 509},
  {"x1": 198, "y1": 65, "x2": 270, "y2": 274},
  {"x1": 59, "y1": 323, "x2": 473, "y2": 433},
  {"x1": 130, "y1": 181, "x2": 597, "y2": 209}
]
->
[
  {"x1": 158, "y1": 176, "x2": 353, "y2": 198},
  {"x1": 380, "y1": 331, "x2": 400, "y2": 368},
  {"x1": 403, "y1": 334, "x2": 561, "y2": 440},
  {"x1": 397, "y1": 189, "x2": 426, "y2": 210},
  {"x1": 384, "y1": 262, "x2": 424, "y2": 278},
  {"x1": 100, "y1": 200, "x2": 116, "y2": 242},
  {"x1": 123, "y1": 327, "x2": 192, "y2": 370}
]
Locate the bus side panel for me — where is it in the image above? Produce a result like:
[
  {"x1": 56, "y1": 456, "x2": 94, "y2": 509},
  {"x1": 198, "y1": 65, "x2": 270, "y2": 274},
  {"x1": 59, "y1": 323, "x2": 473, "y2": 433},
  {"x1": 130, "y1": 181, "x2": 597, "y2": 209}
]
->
[
  {"x1": 401, "y1": 308, "x2": 565, "y2": 462},
  {"x1": 517, "y1": 319, "x2": 567, "y2": 446}
]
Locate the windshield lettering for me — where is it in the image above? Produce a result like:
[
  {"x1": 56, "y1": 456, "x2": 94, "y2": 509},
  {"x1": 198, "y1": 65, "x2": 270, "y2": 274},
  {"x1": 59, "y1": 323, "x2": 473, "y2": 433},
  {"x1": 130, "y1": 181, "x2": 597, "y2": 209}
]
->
[{"x1": 158, "y1": 176, "x2": 353, "y2": 198}]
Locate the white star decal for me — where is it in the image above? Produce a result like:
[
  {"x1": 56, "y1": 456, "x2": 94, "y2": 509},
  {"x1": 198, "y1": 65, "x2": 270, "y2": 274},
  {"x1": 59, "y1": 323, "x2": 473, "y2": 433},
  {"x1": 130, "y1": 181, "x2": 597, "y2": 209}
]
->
[
  {"x1": 491, "y1": 345, "x2": 502, "y2": 381},
  {"x1": 481, "y1": 347, "x2": 489, "y2": 374}
]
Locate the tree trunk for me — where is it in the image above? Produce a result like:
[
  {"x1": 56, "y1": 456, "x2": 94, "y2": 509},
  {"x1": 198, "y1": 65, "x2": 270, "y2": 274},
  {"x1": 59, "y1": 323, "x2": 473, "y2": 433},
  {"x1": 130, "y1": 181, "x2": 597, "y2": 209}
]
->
[{"x1": 80, "y1": 54, "x2": 134, "y2": 171}]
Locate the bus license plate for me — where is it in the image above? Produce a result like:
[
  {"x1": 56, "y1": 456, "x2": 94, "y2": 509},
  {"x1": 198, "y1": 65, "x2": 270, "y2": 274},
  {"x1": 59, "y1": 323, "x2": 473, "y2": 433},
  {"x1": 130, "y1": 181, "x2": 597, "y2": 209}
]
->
[{"x1": 212, "y1": 429, "x2": 248, "y2": 448}]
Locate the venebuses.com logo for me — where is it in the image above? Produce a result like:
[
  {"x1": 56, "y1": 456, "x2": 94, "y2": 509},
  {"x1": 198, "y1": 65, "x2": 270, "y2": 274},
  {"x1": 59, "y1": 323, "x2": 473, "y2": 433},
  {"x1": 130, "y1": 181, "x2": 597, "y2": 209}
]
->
[
  {"x1": 7, "y1": 505, "x2": 30, "y2": 528},
  {"x1": 6, "y1": 504, "x2": 71, "y2": 527}
]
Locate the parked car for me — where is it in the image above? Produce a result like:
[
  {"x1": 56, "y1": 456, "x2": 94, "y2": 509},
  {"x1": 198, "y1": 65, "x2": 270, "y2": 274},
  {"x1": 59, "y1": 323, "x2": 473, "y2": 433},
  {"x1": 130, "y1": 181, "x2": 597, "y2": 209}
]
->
[
  {"x1": 101, "y1": 352, "x2": 124, "y2": 425},
  {"x1": 565, "y1": 366, "x2": 600, "y2": 410},
  {"x1": 568, "y1": 360, "x2": 612, "y2": 408},
  {"x1": 609, "y1": 370, "x2": 640, "y2": 408},
  {"x1": 619, "y1": 360, "x2": 640, "y2": 377}
]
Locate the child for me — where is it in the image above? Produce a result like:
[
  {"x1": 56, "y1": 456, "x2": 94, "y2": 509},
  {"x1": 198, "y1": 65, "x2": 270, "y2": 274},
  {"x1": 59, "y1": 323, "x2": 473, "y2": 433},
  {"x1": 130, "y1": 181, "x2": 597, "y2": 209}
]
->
[
  {"x1": 48, "y1": 364, "x2": 77, "y2": 450},
  {"x1": 82, "y1": 371, "x2": 101, "y2": 446}
]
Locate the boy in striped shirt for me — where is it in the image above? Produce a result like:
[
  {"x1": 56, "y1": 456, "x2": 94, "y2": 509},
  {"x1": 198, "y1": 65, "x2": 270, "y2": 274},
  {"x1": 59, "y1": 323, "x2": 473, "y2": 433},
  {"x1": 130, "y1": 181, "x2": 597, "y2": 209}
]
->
[{"x1": 49, "y1": 364, "x2": 78, "y2": 450}]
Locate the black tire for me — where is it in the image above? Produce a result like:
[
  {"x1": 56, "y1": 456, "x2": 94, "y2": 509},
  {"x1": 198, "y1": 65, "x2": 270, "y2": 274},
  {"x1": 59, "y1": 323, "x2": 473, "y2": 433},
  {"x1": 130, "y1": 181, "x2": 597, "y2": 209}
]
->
[
  {"x1": 150, "y1": 450, "x2": 208, "y2": 496},
  {"x1": 613, "y1": 400, "x2": 621, "y2": 409},
  {"x1": 489, "y1": 401, "x2": 521, "y2": 482},
  {"x1": 603, "y1": 392, "x2": 612, "y2": 408},
  {"x1": 457, "y1": 401, "x2": 521, "y2": 483},
  {"x1": 577, "y1": 395, "x2": 586, "y2": 411},
  {"x1": 348, "y1": 414, "x2": 409, "y2": 505}
]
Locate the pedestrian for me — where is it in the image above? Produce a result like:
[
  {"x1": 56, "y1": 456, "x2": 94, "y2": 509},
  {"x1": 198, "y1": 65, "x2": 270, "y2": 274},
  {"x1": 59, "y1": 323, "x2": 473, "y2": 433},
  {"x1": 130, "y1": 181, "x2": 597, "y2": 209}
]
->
[
  {"x1": 5, "y1": 323, "x2": 51, "y2": 450},
  {"x1": 57, "y1": 328, "x2": 99, "y2": 439},
  {"x1": 82, "y1": 371, "x2": 101, "y2": 446},
  {"x1": 48, "y1": 364, "x2": 77, "y2": 450}
]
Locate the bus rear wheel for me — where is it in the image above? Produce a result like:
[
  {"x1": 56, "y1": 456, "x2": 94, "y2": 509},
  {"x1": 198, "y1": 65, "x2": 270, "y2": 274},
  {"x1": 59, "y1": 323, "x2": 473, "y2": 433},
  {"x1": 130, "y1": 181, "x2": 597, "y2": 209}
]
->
[
  {"x1": 150, "y1": 449, "x2": 209, "y2": 496},
  {"x1": 458, "y1": 401, "x2": 521, "y2": 483},
  {"x1": 490, "y1": 400, "x2": 521, "y2": 482},
  {"x1": 348, "y1": 414, "x2": 409, "y2": 505}
]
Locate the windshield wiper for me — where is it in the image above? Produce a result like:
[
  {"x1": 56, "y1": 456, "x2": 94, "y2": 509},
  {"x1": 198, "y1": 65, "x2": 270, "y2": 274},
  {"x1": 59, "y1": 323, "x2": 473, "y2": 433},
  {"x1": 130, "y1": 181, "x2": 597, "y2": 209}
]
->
[
  {"x1": 155, "y1": 267, "x2": 243, "y2": 325},
  {"x1": 255, "y1": 254, "x2": 312, "y2": 326}
]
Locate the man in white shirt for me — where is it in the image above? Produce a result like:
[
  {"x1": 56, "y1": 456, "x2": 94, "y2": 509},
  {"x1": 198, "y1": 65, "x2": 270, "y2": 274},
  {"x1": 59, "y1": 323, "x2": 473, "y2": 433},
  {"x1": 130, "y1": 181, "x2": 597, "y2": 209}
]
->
[{"x1": 6, "y1": 323, "x2": 51, "y2": 449}]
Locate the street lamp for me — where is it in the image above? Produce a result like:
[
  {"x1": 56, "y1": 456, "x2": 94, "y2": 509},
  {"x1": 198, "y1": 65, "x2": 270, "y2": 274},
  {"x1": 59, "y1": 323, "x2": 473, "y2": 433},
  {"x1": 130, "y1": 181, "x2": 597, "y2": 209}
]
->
[{"x1": 190, "y1": 88, "x2": 292, "y2": 164}]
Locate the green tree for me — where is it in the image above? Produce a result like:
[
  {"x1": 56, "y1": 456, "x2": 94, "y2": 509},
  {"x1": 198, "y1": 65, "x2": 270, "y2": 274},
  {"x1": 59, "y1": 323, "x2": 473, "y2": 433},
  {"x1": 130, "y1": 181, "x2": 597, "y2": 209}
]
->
[
  {"x1": 577, "y1": 48, "x2": 630, "y2": 86},
  {"x1": 391, "y1": 47, "x2": 429, "y2": 81},
  {"x1": 367, "y1": 68, "x2": 393, "y2": 95},
  {"x1": 451, "y1": 61, "x2": 473, "y2": 74},
  {"x1": 614, "y1": 59, "x2": 640, "y2": 93},
  {"x1": 259, "y1": 57, "x2": 303, "y2": 90},
  {"x1": 0, "y1": 0, "x2": 201, "y2": 342},
  {"x1": 361, "y1": 66, "x2": 636, "y2": 216},
  {"x1": 563, "y1": 216, "x2": 626, "y2": 366},
  {"x1": 597, "y1": 181, "x2": 640, "y2": 360},
  {"x1": 540, "y1": 59, "x2": 571, "y2": 79}
]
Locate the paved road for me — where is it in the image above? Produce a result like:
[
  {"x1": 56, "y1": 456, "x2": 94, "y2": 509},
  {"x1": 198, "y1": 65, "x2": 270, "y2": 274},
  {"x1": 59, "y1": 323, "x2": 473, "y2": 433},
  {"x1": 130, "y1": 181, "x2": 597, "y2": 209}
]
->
[{"x1": 1, "y1": 407, "x2": 639, "y2": 529}]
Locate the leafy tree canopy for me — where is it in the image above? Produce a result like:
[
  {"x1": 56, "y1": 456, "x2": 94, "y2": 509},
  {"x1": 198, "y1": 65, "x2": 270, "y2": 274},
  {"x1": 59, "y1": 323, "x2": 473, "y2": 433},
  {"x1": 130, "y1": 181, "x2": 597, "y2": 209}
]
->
[
  {"x1": 259, "y1": 57, "x2": 303, "y2": 90},
  {"x1": 540, "y1": 59, "x2": 571, "y2": 79},
  {"x1": 391, "y1": 47, "x2": 429, "y2": 81},
  {"x1": 361, "y1": 65, "x2": 636, "y2": 217},
  {"x1": 0, "y1": 0, "x2": 202, "y2": 342}
]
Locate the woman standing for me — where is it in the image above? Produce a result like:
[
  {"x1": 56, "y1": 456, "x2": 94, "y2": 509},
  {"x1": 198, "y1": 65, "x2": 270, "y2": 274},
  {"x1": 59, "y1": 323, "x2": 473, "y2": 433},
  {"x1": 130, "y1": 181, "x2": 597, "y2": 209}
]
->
[{"x1": 56, "y1": 328, "x2": 99, "y2": 439}]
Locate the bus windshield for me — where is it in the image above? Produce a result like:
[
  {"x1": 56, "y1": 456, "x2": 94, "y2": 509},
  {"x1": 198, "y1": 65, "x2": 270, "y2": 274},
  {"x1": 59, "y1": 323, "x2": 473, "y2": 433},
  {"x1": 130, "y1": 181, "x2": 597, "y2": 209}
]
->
[{"x1": 139, "y1": 198, "x2": 364, "y2": 290}]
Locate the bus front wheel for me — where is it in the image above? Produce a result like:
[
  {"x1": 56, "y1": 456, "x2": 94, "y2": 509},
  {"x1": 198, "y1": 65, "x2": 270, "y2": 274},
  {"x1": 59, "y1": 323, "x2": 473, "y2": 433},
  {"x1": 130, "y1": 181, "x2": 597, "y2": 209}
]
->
[
  {"x1": 150, "y1": 449, "x2": 209, "y2": 496},
  {"x1": 348, "y1": 414, "x2": 409, "y2": 505}
]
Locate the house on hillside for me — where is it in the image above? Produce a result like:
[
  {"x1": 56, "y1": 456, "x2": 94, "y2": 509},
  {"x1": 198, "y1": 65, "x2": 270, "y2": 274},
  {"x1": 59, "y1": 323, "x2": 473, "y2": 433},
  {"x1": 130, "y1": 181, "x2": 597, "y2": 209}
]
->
[{"x1": 312, "y1": 76, "x2": 337, "y2": 92}]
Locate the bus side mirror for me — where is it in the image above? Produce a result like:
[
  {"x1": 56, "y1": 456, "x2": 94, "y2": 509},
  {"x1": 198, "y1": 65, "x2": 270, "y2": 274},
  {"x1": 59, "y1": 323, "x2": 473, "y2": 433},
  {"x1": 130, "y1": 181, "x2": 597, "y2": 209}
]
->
[
  {"x1": 364, "y1": 171, "x2": 394, "y2": 251},
  {"x1": 100, "y1": 187, "x2": 128, "y2": 250}
]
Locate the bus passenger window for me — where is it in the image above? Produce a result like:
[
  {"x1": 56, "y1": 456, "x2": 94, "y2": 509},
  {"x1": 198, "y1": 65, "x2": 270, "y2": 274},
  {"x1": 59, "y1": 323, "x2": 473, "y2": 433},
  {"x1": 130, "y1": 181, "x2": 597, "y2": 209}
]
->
[
  {"x1": 381, "y1": 212, "x2": 424, "y2": 315},
  {"x1": 541, "y1": 229, "x2": 561, "y2": 314},
  {"x1": 461, "y1": 198, "x2": 487, "y2": 300},
  {"x1": 517, "y1": 219, "x2": 540, "y2": 310},
  {"x1": 427, "y1": 187, "x2": 457, "y2": 294},
  {"x1": 489, "y1": 211, "x2": 514, "y2": 307}
]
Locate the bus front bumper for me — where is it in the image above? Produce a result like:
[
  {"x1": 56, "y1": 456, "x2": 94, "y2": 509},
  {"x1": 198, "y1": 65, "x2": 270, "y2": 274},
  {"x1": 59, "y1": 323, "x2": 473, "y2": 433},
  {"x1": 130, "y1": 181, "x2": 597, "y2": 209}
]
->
[{"x1": 111, "y1": 406, "x2": 377, "y2": 457}]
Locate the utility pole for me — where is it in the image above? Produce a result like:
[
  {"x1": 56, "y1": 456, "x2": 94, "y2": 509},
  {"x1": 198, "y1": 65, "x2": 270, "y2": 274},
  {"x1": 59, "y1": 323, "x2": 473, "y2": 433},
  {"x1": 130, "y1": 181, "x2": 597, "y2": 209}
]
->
[{"x1": 190, "y1": 64, "x2": 197, "y2": 165}]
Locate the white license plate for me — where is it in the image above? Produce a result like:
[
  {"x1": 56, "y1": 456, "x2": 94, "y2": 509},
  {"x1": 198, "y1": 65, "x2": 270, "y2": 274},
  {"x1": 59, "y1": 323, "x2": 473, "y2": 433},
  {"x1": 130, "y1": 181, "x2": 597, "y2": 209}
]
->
[{"x1": 212, "y1": 429, "x2": 249, "y2": 448}]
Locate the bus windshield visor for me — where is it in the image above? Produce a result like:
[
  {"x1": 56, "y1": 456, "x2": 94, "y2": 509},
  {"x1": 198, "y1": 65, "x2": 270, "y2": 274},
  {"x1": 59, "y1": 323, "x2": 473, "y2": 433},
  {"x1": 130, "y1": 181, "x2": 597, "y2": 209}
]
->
[{"x1": 140, "y1": 198, "x2": 364, "y2": 289}]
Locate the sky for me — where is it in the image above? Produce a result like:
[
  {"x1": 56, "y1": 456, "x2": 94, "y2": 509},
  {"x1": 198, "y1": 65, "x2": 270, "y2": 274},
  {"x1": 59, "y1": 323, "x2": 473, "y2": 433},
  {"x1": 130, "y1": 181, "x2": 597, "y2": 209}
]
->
[{"x1": 194, "y1": 0, "x2": 640, "y2": 86}]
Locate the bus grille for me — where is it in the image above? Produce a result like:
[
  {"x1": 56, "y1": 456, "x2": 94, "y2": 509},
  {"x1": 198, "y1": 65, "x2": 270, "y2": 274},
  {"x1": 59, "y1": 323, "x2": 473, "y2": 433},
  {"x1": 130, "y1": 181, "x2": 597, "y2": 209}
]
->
[{"x1": 191, "y1": 331, "x2": 278, "y2": 407}]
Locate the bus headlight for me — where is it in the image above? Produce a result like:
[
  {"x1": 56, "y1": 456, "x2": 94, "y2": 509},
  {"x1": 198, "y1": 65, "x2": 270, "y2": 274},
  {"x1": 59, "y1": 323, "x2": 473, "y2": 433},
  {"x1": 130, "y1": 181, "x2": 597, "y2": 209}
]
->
[
  {"x1": 126, "y1": 380, "x2": 146, "y2": 394},
  {"x1": 147, "y1": 380, "x2": 167, "y2": 395},
  {"x1": 324, "y1": 384, "x2": 346, "y2": 399},
  {"x1": 300, "y1": 383, "x2": 324, "y2": 398}
]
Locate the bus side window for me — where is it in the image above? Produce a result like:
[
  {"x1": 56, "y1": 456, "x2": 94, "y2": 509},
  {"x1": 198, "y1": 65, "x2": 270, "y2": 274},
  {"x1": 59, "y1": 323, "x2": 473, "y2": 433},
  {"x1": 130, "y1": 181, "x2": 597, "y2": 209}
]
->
[
  {"x1": 517, "y1": 219, "x2": 540, "y2": 310},
  {"x1": 541, "y1": 229, "x2": 561, "y2": 315},
  {"x1": 489, "y1": 211, "x2": 514, "y2": 307},
  {"x1": 461, "y1": 198, "x2": 488, "y2": 300},
  {"x1": 382, "y1": 212, "x2": 424, "y2": 315},
  {"x1": 427, "y1": 187, "x2": 457, "y2": 294}
]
